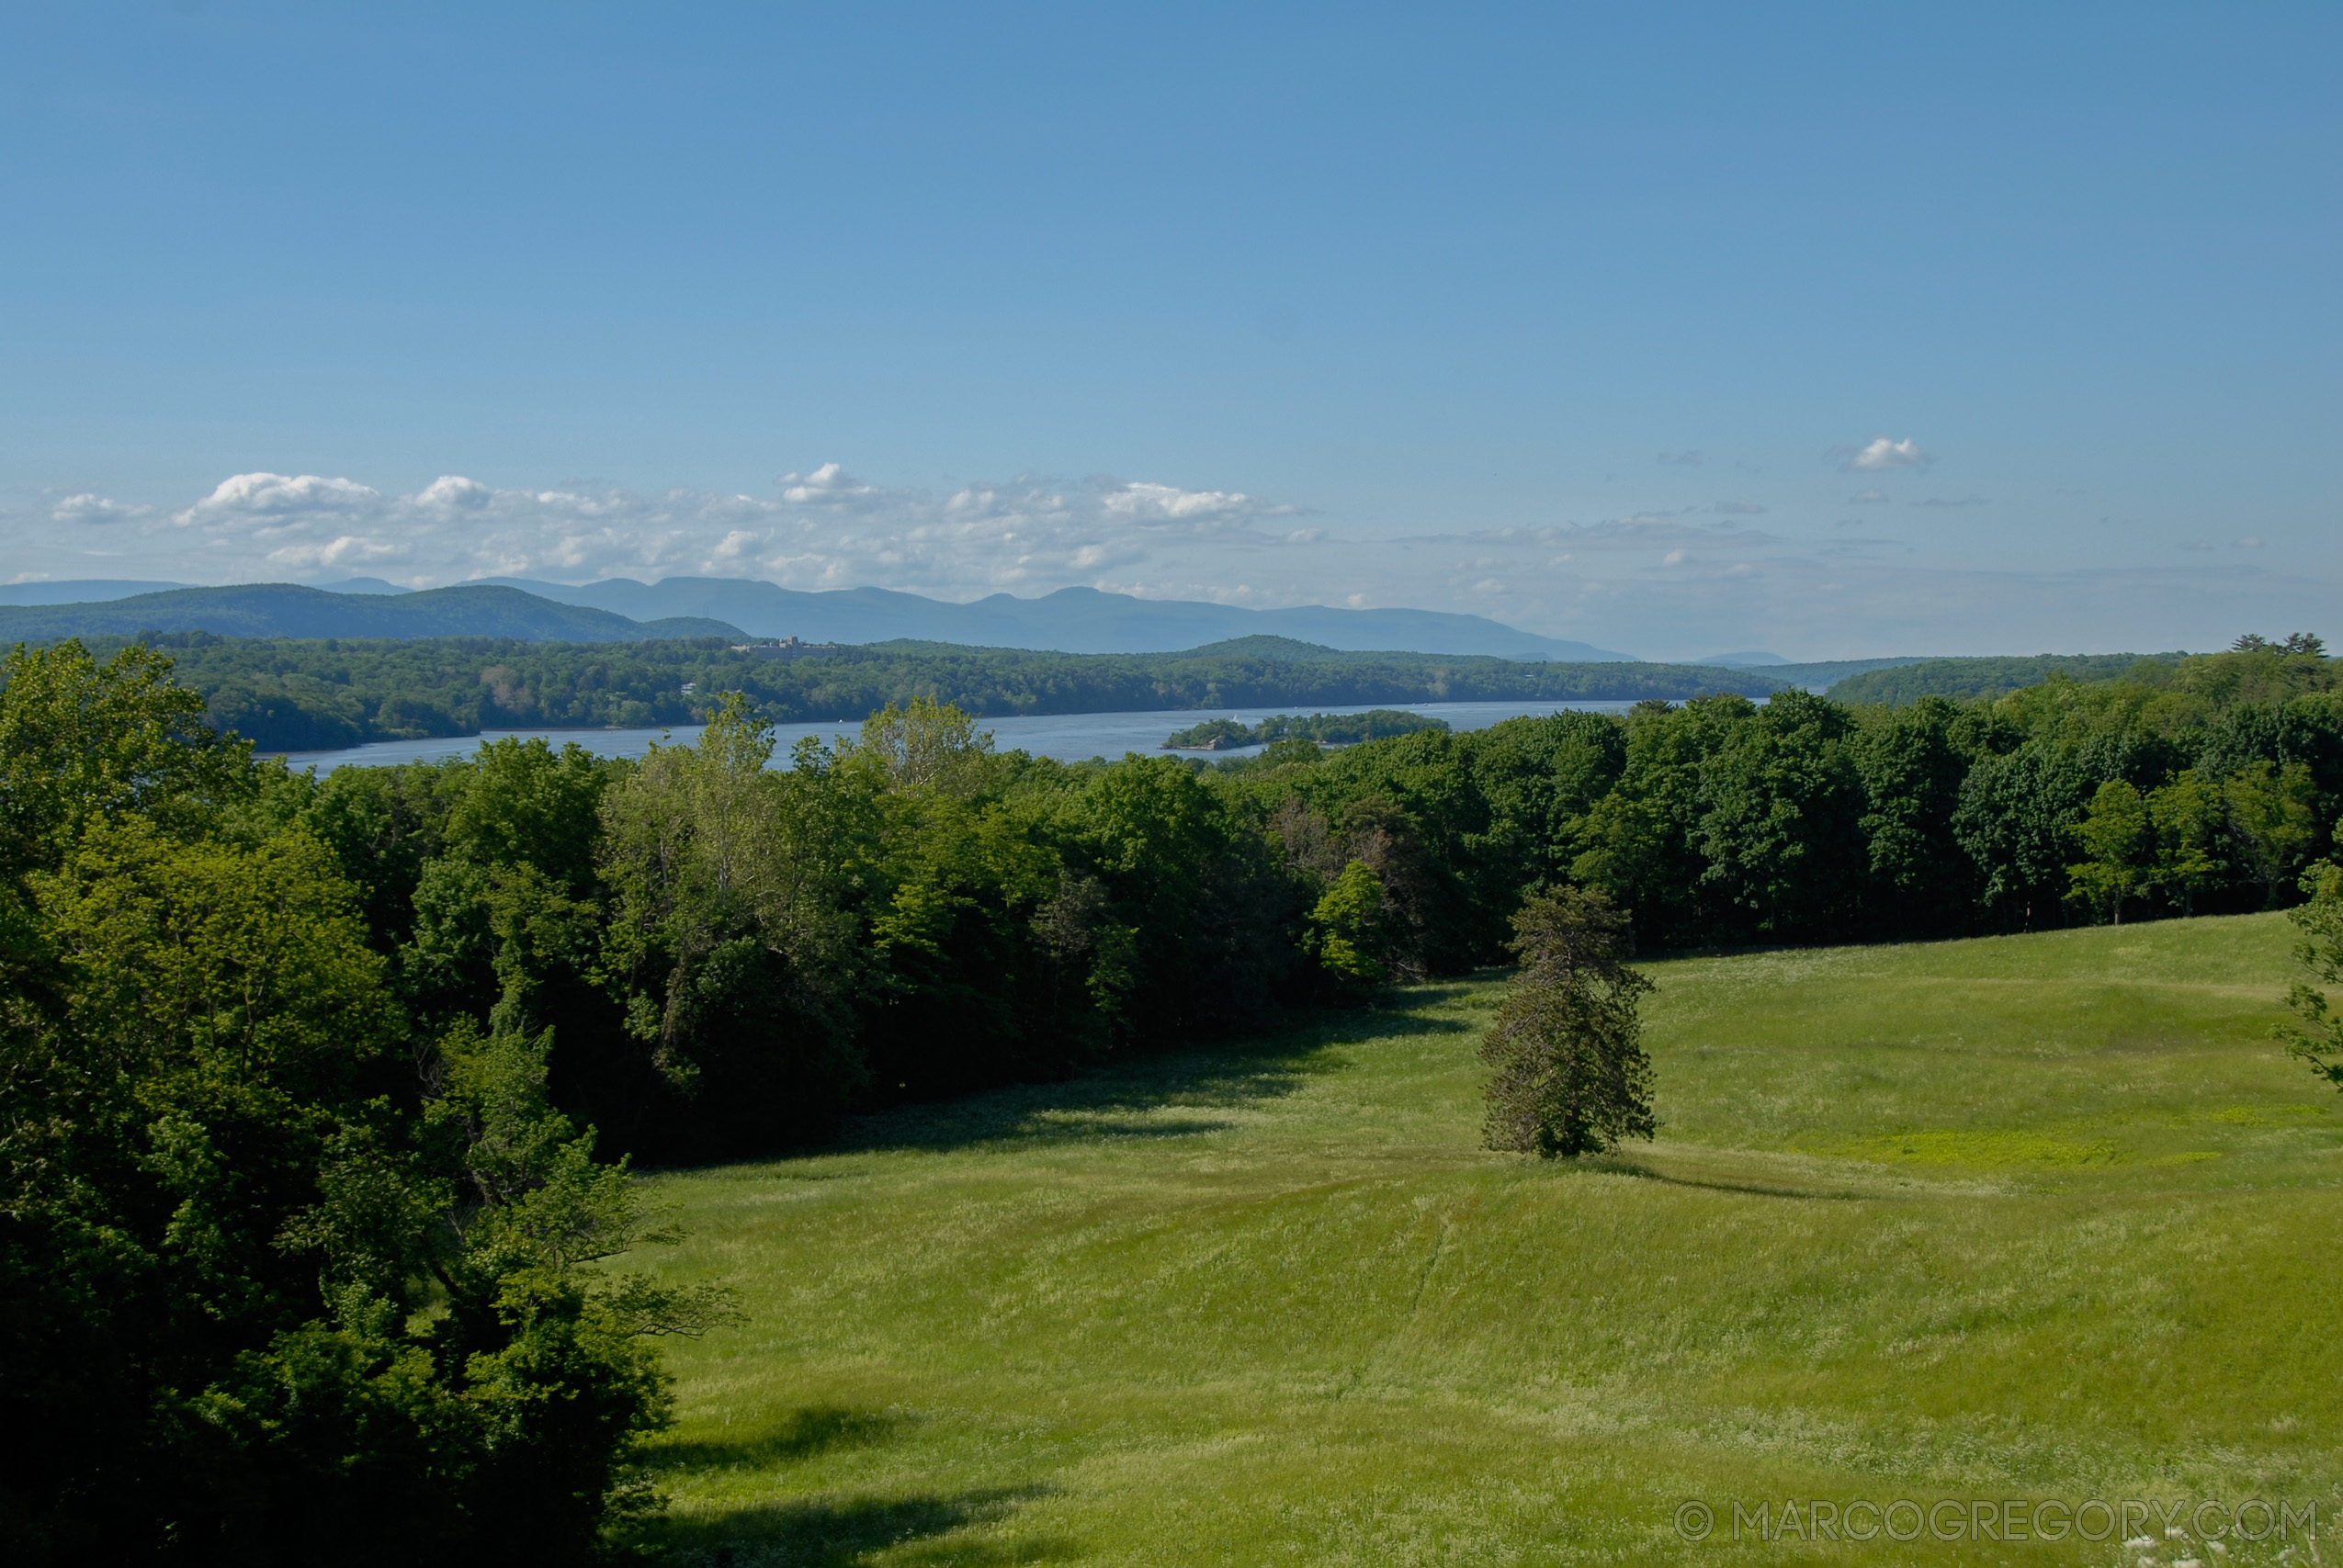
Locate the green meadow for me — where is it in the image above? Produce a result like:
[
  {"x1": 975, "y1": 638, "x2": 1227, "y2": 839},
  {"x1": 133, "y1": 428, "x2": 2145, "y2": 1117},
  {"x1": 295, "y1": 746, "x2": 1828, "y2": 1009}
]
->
[{"x1": 629, "y1": 912, "x2": 2343, "y2": 1565}]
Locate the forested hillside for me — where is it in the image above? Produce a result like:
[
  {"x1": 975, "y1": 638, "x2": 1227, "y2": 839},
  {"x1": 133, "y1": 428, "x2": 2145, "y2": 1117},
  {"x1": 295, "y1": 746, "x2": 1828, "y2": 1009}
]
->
[
  {"x1": 1827, "y1": 650, "x2": 2190, "y2": 704},
  {"x1": 43, "y1": 632, "x2": 1798, "y2": 750},
  {"x1": 10, "y1": 628, "x2": 2247, "y2": 754},
  {"x1": 0, "y1": 582, "x2": 743, "y2": 644}
]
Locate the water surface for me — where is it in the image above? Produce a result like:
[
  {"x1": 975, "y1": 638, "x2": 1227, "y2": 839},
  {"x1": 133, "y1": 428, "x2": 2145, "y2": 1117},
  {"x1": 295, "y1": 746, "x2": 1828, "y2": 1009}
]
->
[{"x1": 274, "y1": 698, "x2": 1643, "y2": 774}]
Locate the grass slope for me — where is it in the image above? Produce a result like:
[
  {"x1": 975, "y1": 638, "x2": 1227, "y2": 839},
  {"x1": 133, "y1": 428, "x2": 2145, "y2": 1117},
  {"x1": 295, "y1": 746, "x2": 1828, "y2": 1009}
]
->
[{"x1": 628, "y1": 913, "x2": 2341, "y2": 1565}]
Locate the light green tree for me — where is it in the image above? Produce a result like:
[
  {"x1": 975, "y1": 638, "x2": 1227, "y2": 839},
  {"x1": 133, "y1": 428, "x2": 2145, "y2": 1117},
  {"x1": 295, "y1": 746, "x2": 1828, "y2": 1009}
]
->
[
  {"x1": 1305, "y1": 860, "x2": 1388, "y2": 987},
  {"x1": 2066, "y1": 779, "x2": 2154, "y2": 924},
  {"x1": 2277, "y1": 860, "x2": 2343, "y2": 1094},
  {"x1": 0, "y1": 638, "x2": 244, "y2": 886},
  {"x1": 843, "y1": 695, "x2": 998, "y2": 796},
  {"x1": 2145, "y1": 770, "x2": 2227, "y2": 916}
]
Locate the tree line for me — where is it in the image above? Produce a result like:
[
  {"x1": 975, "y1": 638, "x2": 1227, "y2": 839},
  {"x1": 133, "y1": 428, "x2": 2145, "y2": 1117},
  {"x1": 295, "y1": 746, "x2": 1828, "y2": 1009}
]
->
[
  {"x1": 66, "y1": 631, "x2": 1801, "y2": 751},
  {"x1": 1823, "y1": 650, "x2": 2187, "y2": 705},
  {"x1": 1161, "y1": 708, "x2": 1448, "y2": 750}
]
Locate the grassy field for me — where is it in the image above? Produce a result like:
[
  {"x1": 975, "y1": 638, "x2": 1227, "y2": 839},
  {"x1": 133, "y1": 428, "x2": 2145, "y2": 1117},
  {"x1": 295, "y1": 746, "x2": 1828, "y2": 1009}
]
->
[{"x1": 627, "y1": 913, "x2": 2343, "y2": 1565}]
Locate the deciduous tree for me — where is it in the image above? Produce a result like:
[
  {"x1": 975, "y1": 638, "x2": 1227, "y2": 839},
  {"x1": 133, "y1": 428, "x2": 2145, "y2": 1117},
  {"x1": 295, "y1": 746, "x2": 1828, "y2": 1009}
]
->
[
  {"x1": 2278, "y1": 860, "x2": 2343, "y2": 1094},
  {"x1": 2066, "y1": 779, "x2": 2154, "y2": 924},
  {"x1": 2225, "y1": 760, "x2": 2322, "y2": 908}
]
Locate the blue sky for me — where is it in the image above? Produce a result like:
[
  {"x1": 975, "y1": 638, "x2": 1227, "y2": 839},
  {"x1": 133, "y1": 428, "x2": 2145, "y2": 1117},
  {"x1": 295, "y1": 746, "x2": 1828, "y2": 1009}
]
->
[{"x1": 3, "y1": 1, "x2": 2336, "y2": 659}]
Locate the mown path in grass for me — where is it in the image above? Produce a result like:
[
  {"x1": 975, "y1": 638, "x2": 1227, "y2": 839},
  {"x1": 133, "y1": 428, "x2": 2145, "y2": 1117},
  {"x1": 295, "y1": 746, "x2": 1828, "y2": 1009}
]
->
[{"x1": 630, "y1": 912, "x2": 2343, "y2": 1565}]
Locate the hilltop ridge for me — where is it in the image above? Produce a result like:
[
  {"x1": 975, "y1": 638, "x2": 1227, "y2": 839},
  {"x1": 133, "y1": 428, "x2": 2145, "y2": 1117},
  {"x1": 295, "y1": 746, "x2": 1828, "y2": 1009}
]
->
[{"x1": 0, "y1": 582, "x2": 743, "y2": 643}]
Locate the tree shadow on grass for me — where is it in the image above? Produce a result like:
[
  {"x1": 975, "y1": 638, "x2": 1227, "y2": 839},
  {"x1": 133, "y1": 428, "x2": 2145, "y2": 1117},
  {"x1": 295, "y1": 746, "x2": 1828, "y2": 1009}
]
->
[
  {"x1": 822, "y1": 996, "x2": 1472, "y2": 1156},
  {"x1": 645, "y1": 1484, "x2": 1070, "y2": 1567},
  {"x1": 646, "y1": 1404, "x2": 915, "y2": 1473},
  {"x1": 1581, "y1": 1151, "x2": 1877, "y2": 1201}
]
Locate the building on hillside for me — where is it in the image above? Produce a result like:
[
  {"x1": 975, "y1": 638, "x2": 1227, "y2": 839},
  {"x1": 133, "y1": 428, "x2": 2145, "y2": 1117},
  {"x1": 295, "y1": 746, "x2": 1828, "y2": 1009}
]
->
[{"x1": 730, "y1": 636, "x2": 839, "y2": 660}]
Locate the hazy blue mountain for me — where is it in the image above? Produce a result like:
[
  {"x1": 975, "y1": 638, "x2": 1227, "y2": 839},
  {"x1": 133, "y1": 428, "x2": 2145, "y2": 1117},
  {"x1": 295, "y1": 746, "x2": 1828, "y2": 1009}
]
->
[
  {"x1": 0, "y1": 579, "x2": 189, "y2": 605},
  {"x1": 0, "y1": 577, "x2": 416, "y2": 604},
  {"x1": 1693, "y1": 649, "x2": 1789, "y2": 667},
  {"x1": 475, "y1": 576, "x2": 1637, "y2": 659},
  {"x1": 0, "y1": 583, "x2": 743, "y2": 643},
  {"x1": 1769, "y1": 657, "x2": 1932, "y2": 690}
]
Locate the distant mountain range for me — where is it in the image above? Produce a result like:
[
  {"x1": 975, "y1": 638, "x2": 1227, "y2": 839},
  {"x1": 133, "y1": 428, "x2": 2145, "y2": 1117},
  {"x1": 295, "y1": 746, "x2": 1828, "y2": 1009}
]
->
[
  {"x1": 0, "y1": 580, "x2": 1947, "y2": 692},
  {"x1": 1692, "y1": 650, "x2": 1790, "y2": 667},
  {"x1": 468, "y1": 578, "x2": 1638, "y2": 660},
  {"x1": 1, "y1": 576, "x2": 1636, "y2": 660},
  {"x1": 0, "y1": 579, "x2": 193, "y2": 606},
  {"x1": 0, "y1": 583, "x2": 742, "y2": 643}
]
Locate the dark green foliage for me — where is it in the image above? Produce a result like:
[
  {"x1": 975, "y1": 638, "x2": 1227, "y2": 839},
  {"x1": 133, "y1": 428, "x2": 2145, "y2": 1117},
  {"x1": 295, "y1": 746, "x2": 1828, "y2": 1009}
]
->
[
  {"x1": 1466, "y1": 708, "x2": 1627, "y2": 892},
  {"x1": 1049, "y1": 750, "x2": 1300, "y2": 1038},
  {"x1": 0, "y1": 645, "x2": 723, "y2": 1564},
  {"x1": 294, "y1": 756, "x2": 471, "y2": 950},
  {"x1": 596, "y1": 700, "x2": 877, "y2": 1148},
  {"x1": 1952, "y1": 743, "x2": 2096, "y2": 931},
  {"x1": 1852, "y1": 696, "x2": 1980, "y2": 937},
  {"x1": 1162, "y1": 708, "x2": 1449, "y2": 750},
  {"x1": 1161, "y1": 716, "x2": 1254, "y2": 750},
  {"x1": 2224, "y1": 761, "x2": 2326, "y2": 908},
  {"x1": 1688, "y1": 690, "x2": 1869, "y2": 942},
  {"x1": 1479, "y1": 887, "x2": 1655, "y2": 1157},
  {"x1": 1567, "y1": 694, "x2": 1869, "y2": 947},
  {"x1": 1256, "y1": 726, "x2": 1509, "y2": 973},
  {"x1": 164, "y1": 1018, "x2": 716, "y2": 1567},
  {"x1": 1827, "y1": 652, "x2": 2190, "y2": 705},
  {"x1": 25, "y1": 633, "x2": 1804, "y2": 751}
]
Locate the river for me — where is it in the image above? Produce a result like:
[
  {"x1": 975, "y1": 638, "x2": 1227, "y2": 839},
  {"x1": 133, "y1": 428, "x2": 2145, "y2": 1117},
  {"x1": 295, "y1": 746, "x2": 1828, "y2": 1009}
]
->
[{"x1": 272, "y1": 698, "x2": 1646, "y2": 774}]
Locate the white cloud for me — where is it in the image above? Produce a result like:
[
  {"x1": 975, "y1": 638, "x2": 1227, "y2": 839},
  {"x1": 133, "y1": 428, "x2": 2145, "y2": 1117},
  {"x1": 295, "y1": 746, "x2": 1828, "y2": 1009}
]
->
[
  {"x1": 104, "y1": 465, "x2": 1319, "y2": 601},
  {"x1": 267, "y1": 535, "x2": 400, "y2": 570},
  {"x1": 175, "y1": 471, "x2": 384, "y2": 525},
  {"x1": 52, "y1": 493, "x2": 153, "y2": 524},
  {"x1": 775, "y1": 462, "x2": 883, "y2": 509},
  {"x1": 1840, "y1": 437, "x2": 1933, "y2": 473},
  {"x1": 15, "y1": 461, "x2": 2329, "y2": 662},
  {"x1": 1847, "y1": 489, "x2": 1891, "y2": 504},
  {"x1": 1100, "y1": 479, "x2": 1292, "y2": 526},
  {"x1": 414, "y1": 475, "x2": 495, "y2": 510}
]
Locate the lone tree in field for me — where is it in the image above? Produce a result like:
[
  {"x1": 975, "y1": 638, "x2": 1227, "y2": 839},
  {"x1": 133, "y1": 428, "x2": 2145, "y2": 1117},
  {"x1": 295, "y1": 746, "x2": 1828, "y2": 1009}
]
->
[{"x1": 1480, "y1": 886, "x2": 1657, "y2": 1157}]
